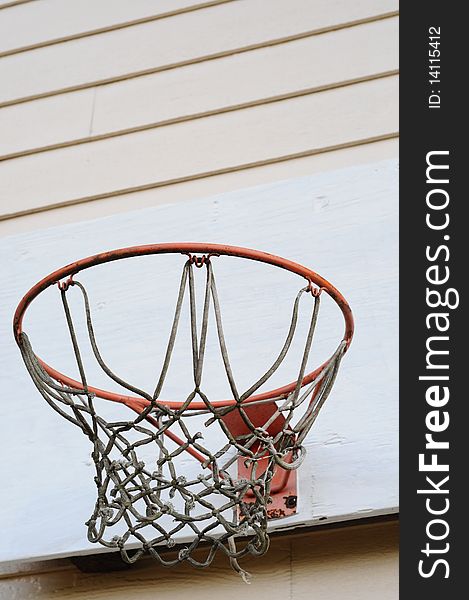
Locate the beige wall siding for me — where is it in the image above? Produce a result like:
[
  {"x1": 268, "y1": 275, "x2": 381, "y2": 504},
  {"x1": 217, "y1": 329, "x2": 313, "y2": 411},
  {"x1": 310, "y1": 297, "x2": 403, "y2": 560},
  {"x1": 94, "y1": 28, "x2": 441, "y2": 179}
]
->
[
  {"x1": 0, "y1": 16, "x2": 398, "y2": 159},
  {"x1": 0, "y1": 520, "x2": 398, "y2": 600},
  {"x1": 0, "y1": 0, "x2": 397, "y2": 106},
  {"x1": 0, "y1": 75, "x2": 398, "y2": 218},
  {"x1": 0, "y1": 1, "x2": 233, "y2": 55},
  {"x1": 0, "y1": 1, "x2": 398, "y2": 225}
]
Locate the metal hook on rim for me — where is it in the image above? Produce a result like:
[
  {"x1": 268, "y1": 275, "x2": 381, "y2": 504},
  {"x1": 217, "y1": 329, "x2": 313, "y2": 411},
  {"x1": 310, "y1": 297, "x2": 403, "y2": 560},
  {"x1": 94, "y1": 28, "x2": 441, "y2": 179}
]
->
[
  {"x1": 58, "y1": 275, "x2": 75, "y2": 291},
  {"x1": 305, "y1": 279, "x2": 323, "y2": 297},
  {"x1": 182, "y1": 253, "x2": 220, "y2": 268}
]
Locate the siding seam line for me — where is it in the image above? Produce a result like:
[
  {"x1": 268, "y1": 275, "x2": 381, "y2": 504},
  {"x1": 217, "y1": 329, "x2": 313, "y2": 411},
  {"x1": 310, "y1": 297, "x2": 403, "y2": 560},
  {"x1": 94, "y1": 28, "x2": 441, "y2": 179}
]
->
[
  {"x1": 0, "y1": 0, "x2": 36, "y2": 12},
  {"x1": 0, "y1": 11, "x2": 399, "y2": 109},
  {"x1": 0, "y1": 70, "x2": 399, "y2": 163},
  {"x1": 0, "y1": 0, "x2": 236, "y2": 57},
  {"x1": 0, "y1": 133, "x2": 399, "y2": 222}
]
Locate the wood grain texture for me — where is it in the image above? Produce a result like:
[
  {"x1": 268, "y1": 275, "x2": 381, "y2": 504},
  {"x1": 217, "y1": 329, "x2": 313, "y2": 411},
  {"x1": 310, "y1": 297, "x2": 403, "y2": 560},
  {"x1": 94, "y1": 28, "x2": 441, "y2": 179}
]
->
[
  {"x1": 0, "y1": 521, "x2": 398, "y2": 599},
  {"x1": 0, "y1": 138, "x2": 399, "y2": 236},
  {"x1": 0, "y1": 160, "x2": 398, "y2": 563},
  {"x1": 0, "y1": 0, "x2": 399, "y2": 106},
  {"x1": 0, "y1": 17, "x2": 399, "y2": 159},
  {"x1": 0, "y1": 0, "x2": 233, "y2": 55},
  {"x1": 0, "y1": 75, "x2": 399, "y2": 217}
]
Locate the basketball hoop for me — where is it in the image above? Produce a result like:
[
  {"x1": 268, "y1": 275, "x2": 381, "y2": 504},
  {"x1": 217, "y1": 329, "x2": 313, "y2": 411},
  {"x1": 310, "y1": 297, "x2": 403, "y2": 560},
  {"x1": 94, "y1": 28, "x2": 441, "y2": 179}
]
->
[{"x1": 14, "y1": 243, "x2": 353, "y2": 581}]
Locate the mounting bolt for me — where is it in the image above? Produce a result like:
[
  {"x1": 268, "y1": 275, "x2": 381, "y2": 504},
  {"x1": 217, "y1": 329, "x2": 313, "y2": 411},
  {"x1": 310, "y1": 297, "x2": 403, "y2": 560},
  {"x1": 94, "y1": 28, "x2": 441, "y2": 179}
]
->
[{"x1": 284, "y1": 495, "x2": 297, "y2": 509}]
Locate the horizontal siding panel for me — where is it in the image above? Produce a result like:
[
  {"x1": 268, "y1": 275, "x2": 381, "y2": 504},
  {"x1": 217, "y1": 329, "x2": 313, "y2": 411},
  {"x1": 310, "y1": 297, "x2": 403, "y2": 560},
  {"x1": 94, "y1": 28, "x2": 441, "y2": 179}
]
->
[
  {"x1": 0, "y1": 75, "x2": 398, "y2": 217},
  {"x1": 0, "y1": 17, "x2": 398, "y2": 159},
  {"x1": 0, "y1": 92, "x2": 95, "y2": 158},
  {"x1": 0, "y1": 0, "x2": 399, "y2": 106},
  {"x1": 0, "y1": 0, "x2": 229, "y2": 55},
  {"x1": 0, "y1": 138, "x2": 399, "y2": 234}
]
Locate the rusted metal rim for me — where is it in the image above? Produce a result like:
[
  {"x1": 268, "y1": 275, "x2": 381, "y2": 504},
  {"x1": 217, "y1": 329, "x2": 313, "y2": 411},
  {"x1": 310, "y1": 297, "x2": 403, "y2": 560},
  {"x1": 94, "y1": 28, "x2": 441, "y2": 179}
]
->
[{"x1": 13, "y1": 243, "x2": 354, "y2": 409}]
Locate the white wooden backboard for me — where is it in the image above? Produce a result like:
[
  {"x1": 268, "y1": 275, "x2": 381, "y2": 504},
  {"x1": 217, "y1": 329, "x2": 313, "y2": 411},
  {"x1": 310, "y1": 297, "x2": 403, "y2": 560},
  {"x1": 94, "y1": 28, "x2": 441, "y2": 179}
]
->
[{"x1": 0, "y1": 159, "x2": 398, "y2": 563}]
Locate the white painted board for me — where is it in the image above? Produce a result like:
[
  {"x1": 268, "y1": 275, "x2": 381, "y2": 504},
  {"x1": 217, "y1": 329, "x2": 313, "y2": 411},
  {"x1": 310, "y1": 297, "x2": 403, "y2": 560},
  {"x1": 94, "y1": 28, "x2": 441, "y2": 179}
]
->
[{"x1": 0, "y1": 159, "x2": 398, "y2": 563}]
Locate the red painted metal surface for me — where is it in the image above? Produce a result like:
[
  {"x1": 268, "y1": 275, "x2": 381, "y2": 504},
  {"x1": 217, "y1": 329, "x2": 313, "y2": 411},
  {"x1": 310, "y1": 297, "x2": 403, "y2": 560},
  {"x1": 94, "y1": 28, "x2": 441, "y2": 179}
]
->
[
  {"x1": 13, "y1": 242, "x2": 354, "y2": 410},
  {"x1": 238, "y1": 450, "x2": 298, "y2": 517}
]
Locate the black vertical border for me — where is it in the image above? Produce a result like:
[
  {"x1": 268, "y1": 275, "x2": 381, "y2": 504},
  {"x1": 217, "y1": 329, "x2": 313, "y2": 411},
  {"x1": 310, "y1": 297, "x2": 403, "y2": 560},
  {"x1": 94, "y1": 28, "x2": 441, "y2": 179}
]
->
[{"x1": 400, "y1": 3, "x2": 465, "y2": 596}]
